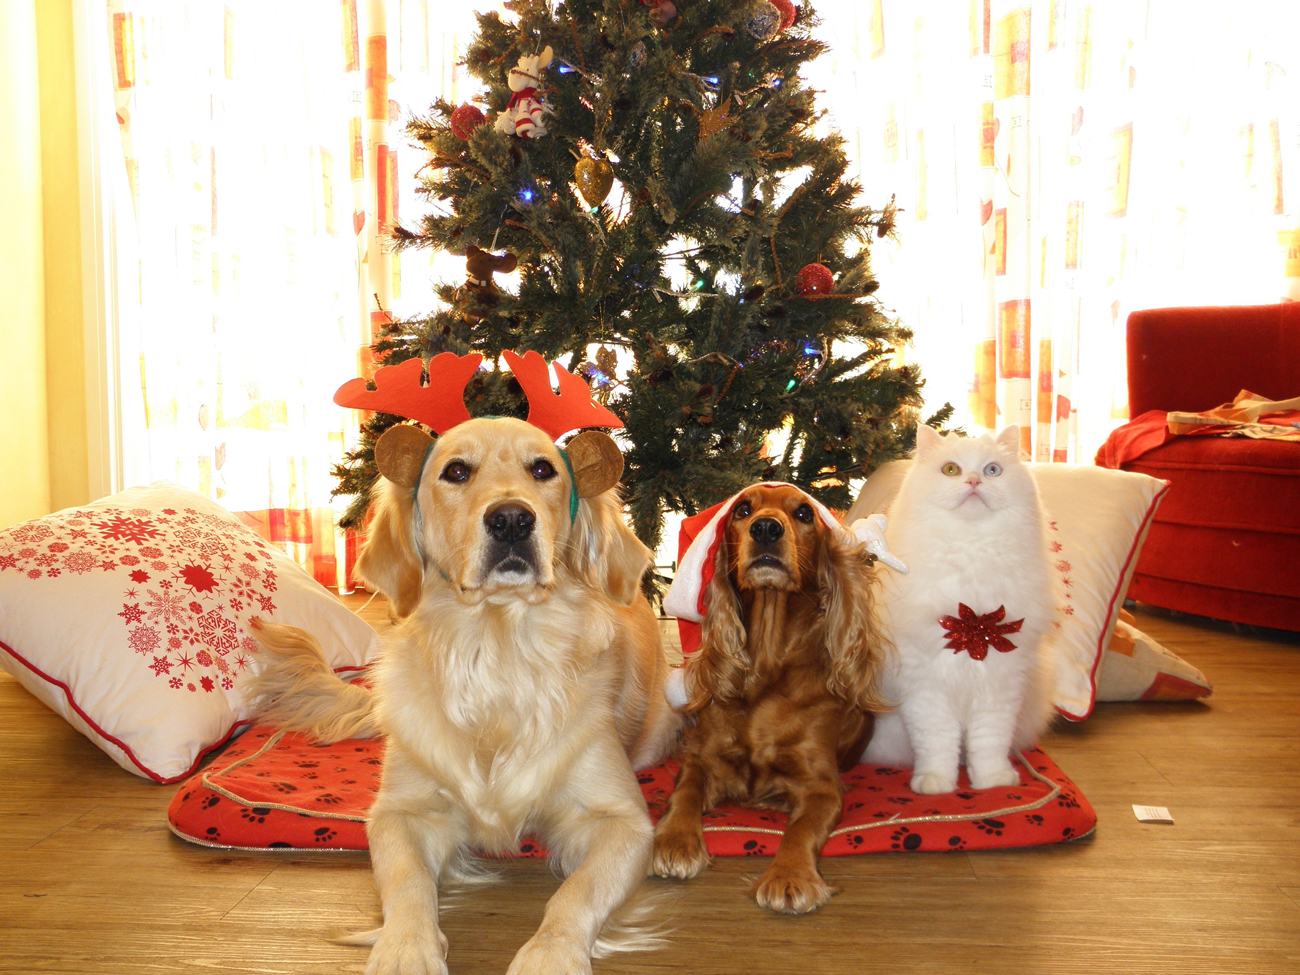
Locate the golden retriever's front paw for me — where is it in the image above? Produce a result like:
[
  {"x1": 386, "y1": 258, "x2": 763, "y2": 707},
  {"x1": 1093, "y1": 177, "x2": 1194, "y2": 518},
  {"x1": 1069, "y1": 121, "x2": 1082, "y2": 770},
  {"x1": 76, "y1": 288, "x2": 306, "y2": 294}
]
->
[
  {"x1": 652, "y1": 826, "x2": 711, "y2": 880},
  {"x1": 505, "y1": 933, "x2": 591, "y2": 975},
  {"x1": 365, "y1": 923, "x2": 448, "y2": 975},
  {"x1": 751, "y1": 865, "x2": 836, "y2": 914}
]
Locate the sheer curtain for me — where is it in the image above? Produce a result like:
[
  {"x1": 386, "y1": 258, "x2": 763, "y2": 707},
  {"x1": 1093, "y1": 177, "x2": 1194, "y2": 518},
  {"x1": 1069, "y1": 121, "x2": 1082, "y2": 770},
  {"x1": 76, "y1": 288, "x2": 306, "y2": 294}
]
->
[
  {"x1": 814, "y1": 0, "x2": 1298, "y2": 461},
  {"x1": 105, "y1": 0, "x2": 479, "y2": 584}
]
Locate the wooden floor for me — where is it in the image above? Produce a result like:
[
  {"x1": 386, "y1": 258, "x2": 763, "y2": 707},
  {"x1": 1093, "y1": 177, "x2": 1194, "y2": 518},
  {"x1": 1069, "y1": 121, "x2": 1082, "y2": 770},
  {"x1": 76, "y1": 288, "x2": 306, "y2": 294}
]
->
[{"x1": 1, "y1": 599, "x2": 1298, "y2": 975}]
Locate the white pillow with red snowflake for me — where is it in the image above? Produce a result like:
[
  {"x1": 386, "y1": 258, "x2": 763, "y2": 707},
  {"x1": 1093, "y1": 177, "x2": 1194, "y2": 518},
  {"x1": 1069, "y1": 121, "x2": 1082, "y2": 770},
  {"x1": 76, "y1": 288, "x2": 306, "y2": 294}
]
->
[
  {"x1": 0, "y1": 484, "x2": 378, "y2": 782},
  {"x1": 847, "y1": 461, "x2": 1170, "y2": 721}
]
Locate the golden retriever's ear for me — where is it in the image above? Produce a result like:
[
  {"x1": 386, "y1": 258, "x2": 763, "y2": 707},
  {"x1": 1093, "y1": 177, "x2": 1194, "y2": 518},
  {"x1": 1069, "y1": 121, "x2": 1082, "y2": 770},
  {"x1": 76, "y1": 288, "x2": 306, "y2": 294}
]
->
[
  {"x1": 819, "y1": 533, "x2": 890, "y2": 713},
  {"x1": 688, "y1": 528, "x2": 749, "y2": 712},
  {"x1": 355, "y1": 476, "x2": 424, "y2": 619},
  {"x1": 566, "y1": 487, "x2": 651, "y2": 605}
]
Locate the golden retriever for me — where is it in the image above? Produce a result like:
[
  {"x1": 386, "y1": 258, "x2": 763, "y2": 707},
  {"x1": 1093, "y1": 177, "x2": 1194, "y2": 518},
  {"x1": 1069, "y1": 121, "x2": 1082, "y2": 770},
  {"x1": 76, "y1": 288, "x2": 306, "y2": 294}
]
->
[{"x1": 251, "y1": 416, "x2": 679, "y2": 975}]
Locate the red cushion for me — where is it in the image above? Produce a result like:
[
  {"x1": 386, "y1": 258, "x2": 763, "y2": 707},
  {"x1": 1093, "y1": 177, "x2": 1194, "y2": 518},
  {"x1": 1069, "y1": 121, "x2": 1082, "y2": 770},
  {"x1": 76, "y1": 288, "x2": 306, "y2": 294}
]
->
[
  {"x1": 168, "y1": 723, "x2": 1096, "y2": 854},
  {"x1": 1127, "y1": 304, "x2": 1300, "y2": 416},
  {"x1": 1121, "y1": 434, "x2": 1300, "y2": 630}
]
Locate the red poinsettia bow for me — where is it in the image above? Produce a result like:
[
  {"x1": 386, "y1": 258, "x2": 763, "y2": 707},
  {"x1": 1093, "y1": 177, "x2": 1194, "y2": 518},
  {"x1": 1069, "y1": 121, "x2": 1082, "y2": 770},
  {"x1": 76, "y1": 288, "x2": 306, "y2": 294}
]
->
[{"x1": 939, "y1": 604, "x2": 1024, "y2": 661}]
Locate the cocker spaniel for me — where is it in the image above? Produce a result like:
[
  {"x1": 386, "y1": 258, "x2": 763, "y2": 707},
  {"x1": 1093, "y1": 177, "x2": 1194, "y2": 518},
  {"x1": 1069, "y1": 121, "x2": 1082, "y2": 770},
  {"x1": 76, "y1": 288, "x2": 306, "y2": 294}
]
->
[
  {"x1": 251, "y1": 414, "x2": 679, "y2": 975},
  {"x1": 652, "y1": 484, "x2": 888, "y2": 914}
]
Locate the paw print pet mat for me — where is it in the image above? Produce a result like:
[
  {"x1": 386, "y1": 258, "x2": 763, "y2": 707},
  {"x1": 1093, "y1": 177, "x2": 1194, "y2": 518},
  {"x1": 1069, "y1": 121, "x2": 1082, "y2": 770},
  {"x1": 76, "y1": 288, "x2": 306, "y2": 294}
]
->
[{"x1": 168, "y1": 724, "x2": 1095, "y2": 854}]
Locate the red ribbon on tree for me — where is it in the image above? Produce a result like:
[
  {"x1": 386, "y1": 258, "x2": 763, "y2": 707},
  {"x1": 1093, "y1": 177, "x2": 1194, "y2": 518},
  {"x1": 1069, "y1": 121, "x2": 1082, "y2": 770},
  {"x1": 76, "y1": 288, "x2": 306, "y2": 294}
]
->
[{"x1": 939, "y1": 604, "x2": 1024, "y2": 661}]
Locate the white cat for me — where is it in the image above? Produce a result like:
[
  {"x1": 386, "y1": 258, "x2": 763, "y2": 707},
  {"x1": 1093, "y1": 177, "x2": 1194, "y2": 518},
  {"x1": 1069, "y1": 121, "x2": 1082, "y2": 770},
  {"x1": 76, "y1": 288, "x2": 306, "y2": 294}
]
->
[{"x1": 863, "y1": 425, "x2": 1058, "y2": 794}]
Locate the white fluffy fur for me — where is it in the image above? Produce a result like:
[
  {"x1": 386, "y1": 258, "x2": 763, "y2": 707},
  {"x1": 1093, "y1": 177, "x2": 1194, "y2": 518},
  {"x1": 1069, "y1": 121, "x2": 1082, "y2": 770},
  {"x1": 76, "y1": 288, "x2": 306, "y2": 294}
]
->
[{"x1": 863, "y1": 425, "x2": 1058, "y2": 794}]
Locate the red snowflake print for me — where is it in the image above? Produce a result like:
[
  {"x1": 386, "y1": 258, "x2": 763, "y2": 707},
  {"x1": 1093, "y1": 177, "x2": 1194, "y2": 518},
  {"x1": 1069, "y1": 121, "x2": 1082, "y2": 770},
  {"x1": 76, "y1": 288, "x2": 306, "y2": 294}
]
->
[
  {"x1": 139, "y1": 546, "x2": 163, "y2": 559},
  {"x1": 1050, "y1": 541, "x2": 1062, "y2": 553},
  {"x1": 11, "y1": 524, "x2": 54, "y2": 544},
  {"x1": 177, "y1": 652, "x2": 196, "y2": 672},
  {"x1": 196, "y1": 649, "x2": 213, "y2": 667},
  {"x1": 162, "y1": 509, "x2": 177, "y2": 515},
  {"x1": 99, "y1": 560, "x2": 116, "y2": 571},
  {"x1": 168, "y1": 636, "x2": 183, "y2": 650},
  {"x1": 118, "y1": 603, "x2": 145, "y2": 625},
  {"x1": 130, "y1": 569, "x2": 150, "y2": 583},
  {"x1": 198, "y1": 608, "x2": 239, "y2": 654},
  {"x1": 48, "y1": 542, "x2": 69, "y2": 554},
  {"x1": 221, "y1": 676, "x2": 234, "y2": 691},
  {"x1": 0, "y1": 555, "x2": 15, "y2": 571},
  {"x1": 1061, "y1": 577, "x2": 1073, "y2": 589},
  {"x1": 26, "y1": 569, "x2": 41, "y2": 579},
  {"x1": 235, "y1": 654, "x2": 249, "y2": 671},
  {"x1": 35, "y1": 553, "x2": 57, "y2": 567},
  {"x1": 149, "y1": 655, "x2": 173, "y2": 676},
  {"x1": 188, "y1": 601, "x2": 203, "y2": 614},
  {"x1": 1054, "y1": 559, "x2": 1072, "y2": 573},
  {"x1": 240, "y1": 637, "x2": 257, "y2": 654},
  {"x1": 18, "y1": 548, "x2": 36, "y2": 559},
  {"x1": 128, "y1": 626, "x2": 161, "y2": 655},
  {"x1": 238, "y1": 562, "x2": 260, "y2": 581},
  {"x1": 145, "y1": 588, "x2": 186, "y2": 623},
  {"x1": 187, "y1": 683, "x2": 196, "y2": 692},
  {"x1": 178, "y1": 563, "x2": 219, "y2": 593},
  {"x1": 244, "y1": 552, "x2": 259, "y2": 562},
  {"x1": 119, "y1": 554, "x2": 140, "y2": 566},
  {"x1": 938, "y1": 604, "x2": 1024, "y2": 661},
  {"x1": 93, "y1": 514, "x2": 162, "y2": 545},
  {"x1": 257, "y1": 594, "x2": 275, "y2": 614},
  {"x1": 169, "y1": 677, "x2": 183, "y2": 689},
  {"x1": 46, "y1": 568, "x2": 61, "y2": 578}
]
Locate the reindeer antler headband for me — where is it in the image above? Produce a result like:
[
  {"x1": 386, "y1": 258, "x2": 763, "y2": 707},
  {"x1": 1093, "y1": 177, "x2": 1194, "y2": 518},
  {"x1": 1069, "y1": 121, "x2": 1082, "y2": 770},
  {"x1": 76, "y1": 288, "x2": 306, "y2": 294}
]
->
[{"x1": 334, "y1": 350, "x2": 626, "y2": 518}]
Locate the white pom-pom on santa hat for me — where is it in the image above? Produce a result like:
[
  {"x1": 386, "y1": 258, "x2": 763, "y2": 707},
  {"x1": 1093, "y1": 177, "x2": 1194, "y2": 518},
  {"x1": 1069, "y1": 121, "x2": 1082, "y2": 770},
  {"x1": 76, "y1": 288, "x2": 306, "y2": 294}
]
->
[{"x1": 662, "y1": 482, "x2": 906, "y2": 625}]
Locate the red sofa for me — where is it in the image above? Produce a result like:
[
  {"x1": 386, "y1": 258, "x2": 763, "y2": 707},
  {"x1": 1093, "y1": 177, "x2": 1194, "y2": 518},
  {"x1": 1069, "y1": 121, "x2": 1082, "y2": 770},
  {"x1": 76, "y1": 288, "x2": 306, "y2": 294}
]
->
[{"x1": 1098, "y1": 304, "x2": 1300, "y2": 631}]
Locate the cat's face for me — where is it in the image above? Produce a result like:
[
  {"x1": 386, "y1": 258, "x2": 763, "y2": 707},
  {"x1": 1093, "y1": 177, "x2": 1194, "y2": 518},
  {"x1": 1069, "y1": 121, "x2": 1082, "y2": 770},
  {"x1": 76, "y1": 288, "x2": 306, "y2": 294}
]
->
[{"x1": 909, "y1": 425, "x2": 1035, "y2": 516}]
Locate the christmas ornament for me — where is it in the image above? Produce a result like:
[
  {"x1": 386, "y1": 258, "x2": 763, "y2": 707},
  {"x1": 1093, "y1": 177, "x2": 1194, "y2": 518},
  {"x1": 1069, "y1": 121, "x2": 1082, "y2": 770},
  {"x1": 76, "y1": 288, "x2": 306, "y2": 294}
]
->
[
  {"x1": 794, "y1": 262, "x2": 834, "y2": 295},
  {"x1": 939, "y1": 604, "x2": 1024, "y2": 661},
  {"x1": 648, "y1": 1, "x2": 677, "y2": 29},
  {"x1": 494, "y1": 46, "x2": 553, "y2": 139},
  {"x1": 746, "y1": 1, "x2": 782, "y2": 40},
  {"x1": 697, "y1": 102, "x2": 735, "y2": 140},
  {"x1": 574, "y1": 157, "x2": 615, "y2": 207},
  {"x1": 449, "y1": 104, "x2": 486, "y2": 140},
  {"x1": 458, "y1": 245, "x2": 518, "y2": 323},
  {"x1": 627, "y1": 40, "x2": 647, "y2": 71},
  {"x1": 770, "y1": 0, "x2": 797, "y2": 31}
]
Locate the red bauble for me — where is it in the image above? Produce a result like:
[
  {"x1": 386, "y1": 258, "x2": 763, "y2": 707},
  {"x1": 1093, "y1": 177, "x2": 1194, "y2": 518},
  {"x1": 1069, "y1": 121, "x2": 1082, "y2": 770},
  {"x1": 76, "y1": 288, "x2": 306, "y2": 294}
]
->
[
  {"x1": 770, "y1": 0, "x2": 797, "y2": 31},
  {"x1": 795, "y1": 263, "x2": 834, "y2": 295},
  {"x1": 449, "y1": 104, "x2": 486, "y2": 140}
]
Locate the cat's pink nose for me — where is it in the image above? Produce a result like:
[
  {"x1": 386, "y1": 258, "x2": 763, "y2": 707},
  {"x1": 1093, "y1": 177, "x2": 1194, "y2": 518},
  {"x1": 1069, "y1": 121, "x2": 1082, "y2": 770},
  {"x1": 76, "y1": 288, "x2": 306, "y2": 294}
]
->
[{"x1": 966, "y1": 476, "x2": 982, "y2": 487}]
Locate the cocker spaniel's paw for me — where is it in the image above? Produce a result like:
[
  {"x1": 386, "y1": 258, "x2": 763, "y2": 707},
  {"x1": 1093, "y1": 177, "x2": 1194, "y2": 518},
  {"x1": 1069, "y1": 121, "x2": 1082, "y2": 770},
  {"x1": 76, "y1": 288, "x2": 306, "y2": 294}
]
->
[
  {"x1": 910, "y1": 770, "x2": 958, "y2": 795},
  {"x1": 506, "y1": 932, "x2": 591, "y2": 975},
  {"x1": 365, "y1": 922, "x2": 449, "y2": 975},
  {"x1": 652, "y1": 827, "x2": 711, "y2": 880},
  {"x1": 751, "y1": 865, "x2": 836, "y2": 914}
]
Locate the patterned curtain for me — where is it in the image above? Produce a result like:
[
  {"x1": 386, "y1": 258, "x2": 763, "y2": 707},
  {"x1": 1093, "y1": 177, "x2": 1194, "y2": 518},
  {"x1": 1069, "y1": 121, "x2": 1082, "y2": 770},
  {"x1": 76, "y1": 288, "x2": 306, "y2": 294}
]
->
[
  {"x1": 106, "y1": 0, "x2": 479, "y2": 585},
  {"x1": 816, "y1": 0, "x2": 1298, "y2": 461}
]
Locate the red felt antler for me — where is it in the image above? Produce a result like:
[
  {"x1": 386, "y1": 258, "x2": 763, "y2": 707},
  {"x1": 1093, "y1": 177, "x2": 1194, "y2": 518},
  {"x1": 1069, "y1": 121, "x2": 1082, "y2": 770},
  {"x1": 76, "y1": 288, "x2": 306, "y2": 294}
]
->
[
  {"x1": 333, "y1": 352, "x2": 483, "y2": 434},
  {"x1": 502, "y1": 350, "x2": 623, "y2": 440}
]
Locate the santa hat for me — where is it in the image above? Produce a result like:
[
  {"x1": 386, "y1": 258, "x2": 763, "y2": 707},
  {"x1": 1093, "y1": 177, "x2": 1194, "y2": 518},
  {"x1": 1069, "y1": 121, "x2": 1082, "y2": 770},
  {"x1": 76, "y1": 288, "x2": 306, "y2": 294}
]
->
[{"x1": 662, "y1": 482, "x2": 906, "y2": 625}]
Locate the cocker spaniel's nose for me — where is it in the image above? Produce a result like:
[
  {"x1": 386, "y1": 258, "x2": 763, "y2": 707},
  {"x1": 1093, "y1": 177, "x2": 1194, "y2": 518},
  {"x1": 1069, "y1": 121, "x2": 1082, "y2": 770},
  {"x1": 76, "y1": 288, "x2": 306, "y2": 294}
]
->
[
  {"x1": 749, "y1": 517, "x2": 784, "y2": 544},
  {"x1": 484, "y1": 503, "x2": 536, "y2": 543}
]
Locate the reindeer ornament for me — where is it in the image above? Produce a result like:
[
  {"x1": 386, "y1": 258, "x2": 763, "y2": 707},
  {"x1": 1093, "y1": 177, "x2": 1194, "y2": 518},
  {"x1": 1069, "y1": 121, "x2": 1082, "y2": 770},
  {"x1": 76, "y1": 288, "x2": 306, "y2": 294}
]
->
[{"x1": 494, "y1": 46, "x2": 553, "y2": 139}]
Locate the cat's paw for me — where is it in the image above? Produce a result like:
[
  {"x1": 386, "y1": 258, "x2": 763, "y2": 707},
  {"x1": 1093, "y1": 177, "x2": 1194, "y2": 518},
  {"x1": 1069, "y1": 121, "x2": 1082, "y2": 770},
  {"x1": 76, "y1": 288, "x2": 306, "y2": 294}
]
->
[
  {"x1": 910, "y1": 770, "x2": 958, "y2": 795},
  {"x1": 751, "y1": 865, "x2": 836, "y2": 914},
  {"x1": 652, "y1": 826, "x2": 710, "y2": 879},
  {"x1": 969, "y1": 763, "x2": 1020, "y2": 790}
]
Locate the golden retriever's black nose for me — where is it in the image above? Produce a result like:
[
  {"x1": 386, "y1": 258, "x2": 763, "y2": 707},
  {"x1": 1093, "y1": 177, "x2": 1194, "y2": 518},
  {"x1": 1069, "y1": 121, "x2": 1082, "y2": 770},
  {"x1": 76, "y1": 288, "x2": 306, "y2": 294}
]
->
[
  {"x1": 485, "y1": 503, "x2": 536, "y2": 543},
  {"x1": 750, "y1": 518, "x2": 784, "y2": 544}
]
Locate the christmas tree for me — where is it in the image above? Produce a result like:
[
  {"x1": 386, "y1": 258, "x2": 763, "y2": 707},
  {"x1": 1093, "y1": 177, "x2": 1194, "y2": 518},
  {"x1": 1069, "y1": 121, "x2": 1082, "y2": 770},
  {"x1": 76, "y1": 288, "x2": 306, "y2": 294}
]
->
[{"x1": 334, "y1": 0, "x2": 950, "y2": 551}]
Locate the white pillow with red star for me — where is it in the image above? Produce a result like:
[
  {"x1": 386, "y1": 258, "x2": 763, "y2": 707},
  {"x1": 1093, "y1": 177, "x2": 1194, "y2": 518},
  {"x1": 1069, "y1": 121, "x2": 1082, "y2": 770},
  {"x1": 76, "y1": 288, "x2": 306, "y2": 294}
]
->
[
  {"x1": 0, "y1": 484, "x2": 377, "y2": 782},
  {"x1": 848, "y1": 461, "x2": 1169, "y2": 721}
]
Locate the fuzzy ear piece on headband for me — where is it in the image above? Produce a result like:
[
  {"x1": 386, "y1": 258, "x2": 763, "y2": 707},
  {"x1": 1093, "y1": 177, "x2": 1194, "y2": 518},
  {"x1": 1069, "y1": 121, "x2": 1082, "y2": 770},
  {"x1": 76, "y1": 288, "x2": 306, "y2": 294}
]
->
[
  {"x1": 566, "y1": 430, "x2": 624, "y2": 498},
  {"x1": 374, "y1": 424, "x2": 435, "y2": 488}
]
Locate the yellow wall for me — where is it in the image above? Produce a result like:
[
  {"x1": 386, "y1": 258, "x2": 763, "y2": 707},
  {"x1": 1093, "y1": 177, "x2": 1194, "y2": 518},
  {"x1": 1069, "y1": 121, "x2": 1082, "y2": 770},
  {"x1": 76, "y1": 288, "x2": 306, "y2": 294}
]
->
[
  {"x1": 38, "y1": 0, "x2": 89, "y2": 514},
  {"x1": 0, "y1": 0, "x2": 52, "y2": 529},
  {"x1": 0, "y1": 0, "x2": 88, "y2": 530}
]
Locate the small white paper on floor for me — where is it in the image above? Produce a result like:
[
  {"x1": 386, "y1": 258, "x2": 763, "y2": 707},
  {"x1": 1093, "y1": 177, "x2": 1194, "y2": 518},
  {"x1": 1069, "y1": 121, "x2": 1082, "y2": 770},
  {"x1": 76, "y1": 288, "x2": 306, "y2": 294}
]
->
[{"x1": 1132, "y1": 804, "x2": 1174, "y2": 824}]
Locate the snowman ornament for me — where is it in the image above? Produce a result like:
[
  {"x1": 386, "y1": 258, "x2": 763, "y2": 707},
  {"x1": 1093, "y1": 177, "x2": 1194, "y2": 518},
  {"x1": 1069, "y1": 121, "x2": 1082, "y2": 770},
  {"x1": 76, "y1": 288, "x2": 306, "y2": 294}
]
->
[{"x1": 495, "y1": 45, "x2": 553, "y2": 139}]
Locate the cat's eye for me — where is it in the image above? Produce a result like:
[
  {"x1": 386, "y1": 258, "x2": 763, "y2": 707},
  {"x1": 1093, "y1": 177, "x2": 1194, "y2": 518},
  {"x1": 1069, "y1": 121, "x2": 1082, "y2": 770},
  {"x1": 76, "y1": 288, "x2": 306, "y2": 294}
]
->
[
  {"x1": 733, "y1": 500, "x2": 752, "y2": 519},
  {"x1": 941, "y1": 462, "x2": 962, "y2": 477},
  {"x1": 983, "y1": 462, "x2": 1003, "y2": 477},
  {"x1": 794, "y1": 504, "x2": 814, "y2": 523},
  {"x1": 441, "y1": 461, "x2": 471, "y2": 483},
  {"x1": 530, "y1": 458, "x2": 557, "y2": 480}
]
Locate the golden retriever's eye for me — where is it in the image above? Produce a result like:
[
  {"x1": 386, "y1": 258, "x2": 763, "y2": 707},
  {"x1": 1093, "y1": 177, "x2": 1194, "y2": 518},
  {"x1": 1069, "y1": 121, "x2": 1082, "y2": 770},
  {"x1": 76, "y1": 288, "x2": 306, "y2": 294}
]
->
[
  {"x1": 941, "y1": 462, "x2": 962, "y2": 477},
  {"x1": 794, "y1": 504, "x2": 814, "y2": 523},
  {"x1": 530, "y1": 458, "x2": 557, "y2": 480},
  {"x1": 733, "y1": 500, "x2": 752, "y2": 519},
  {"x1": 440, "y1": 461, "x2": 471, "y2": 483}
]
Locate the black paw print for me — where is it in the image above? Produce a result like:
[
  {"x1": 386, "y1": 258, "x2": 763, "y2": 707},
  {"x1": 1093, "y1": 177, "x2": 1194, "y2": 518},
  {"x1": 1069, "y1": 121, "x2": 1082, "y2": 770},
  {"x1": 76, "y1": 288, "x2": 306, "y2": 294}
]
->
[
  {"x1": 294, "y1": 760, "x2": 319, "y2": 768},
  {"x1": 201, "y1": 794, "x2": 221, "y2": 809},
  {"x1": 205, "y1": 826, "x2": 221, "y2": 839},
  {"x1": 1025, "y1": 814, "x2": 1045, "y2": 827},
  {"x1": 847, "y1": 834, "x2": 864, "y2": 848},
  {"x1": 866, "y1": 785, "x2": 883, "y2": 792},
  {"x1": 520, "y1": 842, "x2": 537, "y2": 854},
  {"x1": 272, "y1": 781, "x2": 299, "y2": 794},
  {"x1": 974, "y1": 818, "x2": 1005, "y2": 836},
  {"x1": 362, "y1": 756, "x2": 383, "y2": 766},
  {"x1": 312, "y1": 827, "x2": 338, "y2": 843},
  {"x1": 301, "y1": 772, "x2": 318, "y2": 780},
  {"x1": 890, "y1": 826, "x2": 922, "y2": 851},
  {"x1": 742, "y1": 839, "x2": 765, "y2": 856},
  {"x1": 314, "y1": 793, "x2": 343, "y2": 805},
  {"x1": 887, "y1": 795, "x2": 914, "y2": 805},
  {"x1": 846, "y1": 800, "x2": 865, "y2": 812},
  {"x1": 1062, "y1": 826, "x2": 1075, "y2": 839},
  {"x1": 240, "y1": 806, "x2": 272, "y2": 824},
  {"x1": 947, "y1": 835, "x2": 967, "y2": 850},
  {"x1": 955, "y1": 792, "x2": 976, "y2": 800}
]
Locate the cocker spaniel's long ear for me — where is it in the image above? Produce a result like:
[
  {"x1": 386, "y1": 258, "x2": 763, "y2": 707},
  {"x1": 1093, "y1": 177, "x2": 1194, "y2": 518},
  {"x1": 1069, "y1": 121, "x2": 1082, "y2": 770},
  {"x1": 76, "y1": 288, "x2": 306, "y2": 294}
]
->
[
  {"x1": 688, "y1": 527, "x2": 749, "y2": 713},
  {"x1": 355, "y1": 426, "x2": 435, "y2": 618},
  {"x1": 819, "y1": 532, "x2": 890, "y2": 713},
  {"x1": 565, "y1": 487, "x2": 652, "y2": 605}
]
